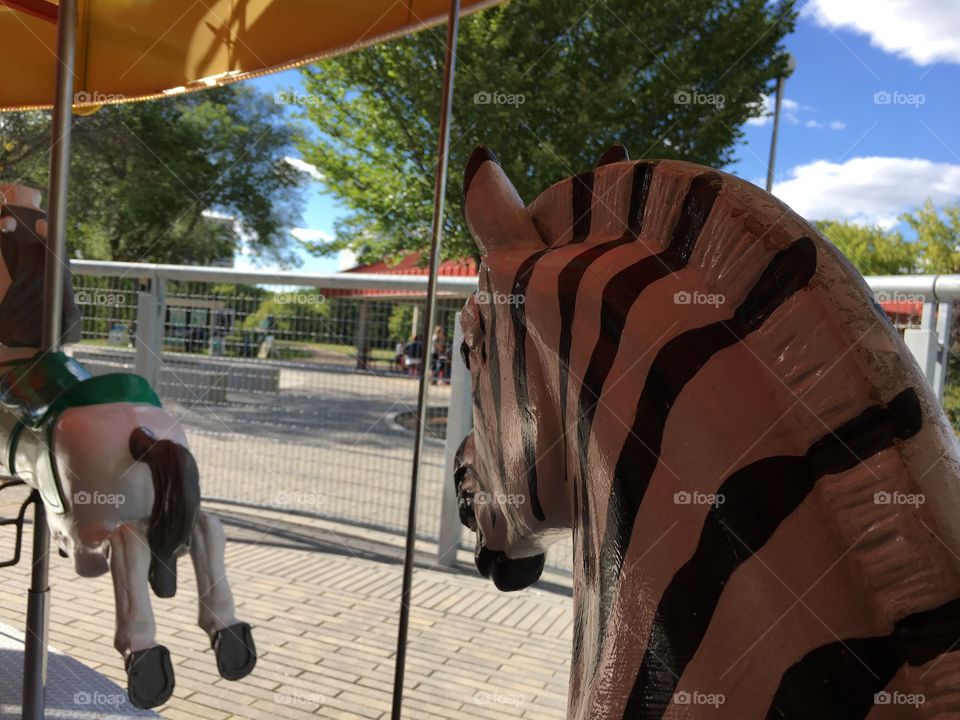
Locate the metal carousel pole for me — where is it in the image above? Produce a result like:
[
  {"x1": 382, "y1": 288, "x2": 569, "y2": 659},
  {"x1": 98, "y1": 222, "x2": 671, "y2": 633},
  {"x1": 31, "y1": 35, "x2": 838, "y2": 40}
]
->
[
  {"x1": 391, "y1": 1, "x2": 460, "y2": 718},
  {"x1": 22, "y1": 0, "x2": 77, "y2": 717}
]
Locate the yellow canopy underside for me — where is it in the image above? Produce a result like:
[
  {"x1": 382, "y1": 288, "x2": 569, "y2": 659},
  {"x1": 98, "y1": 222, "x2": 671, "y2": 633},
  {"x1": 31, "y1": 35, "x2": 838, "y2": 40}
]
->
[{"x1": 0, "y1": 0, "x2": 502, "y2": 111}]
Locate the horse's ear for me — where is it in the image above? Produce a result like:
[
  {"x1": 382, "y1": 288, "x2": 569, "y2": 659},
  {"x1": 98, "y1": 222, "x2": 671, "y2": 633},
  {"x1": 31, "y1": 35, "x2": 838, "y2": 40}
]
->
[
  {"x1": 596, "y1": 144, "x2": 629, "y2": 167},
  {"x1": 463, "y1": 145, "x2": 545, "y2": 258}
]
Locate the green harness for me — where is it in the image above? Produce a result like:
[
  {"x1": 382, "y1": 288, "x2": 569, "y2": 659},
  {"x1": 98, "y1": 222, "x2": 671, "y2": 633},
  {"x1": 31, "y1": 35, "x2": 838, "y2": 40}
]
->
[{"x1": 1, "y1": 351, "x2": 161, "y2": 513}]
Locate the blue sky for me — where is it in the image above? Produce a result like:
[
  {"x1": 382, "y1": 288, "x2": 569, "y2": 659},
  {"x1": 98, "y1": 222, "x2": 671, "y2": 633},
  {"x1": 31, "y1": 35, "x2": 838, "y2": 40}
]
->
[{"x1": 240, "y1": 0, "x2": 960, "y2": 273}]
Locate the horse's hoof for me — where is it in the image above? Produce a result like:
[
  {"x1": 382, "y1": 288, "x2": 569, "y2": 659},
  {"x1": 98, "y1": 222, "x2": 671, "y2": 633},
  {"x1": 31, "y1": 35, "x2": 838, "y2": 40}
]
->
[
  {"x1": 125, "y1": 645, "x2": 175, "y2": 709},
  {"x1": 212, "y1": 622, "x2": 257, "y2": 680}
]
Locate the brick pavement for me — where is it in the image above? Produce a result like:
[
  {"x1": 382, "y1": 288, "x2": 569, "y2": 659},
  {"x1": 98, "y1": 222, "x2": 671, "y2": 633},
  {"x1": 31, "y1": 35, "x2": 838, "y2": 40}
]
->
[{"x1": 0, "y1": 495, "x2": 572, "y2": 719}]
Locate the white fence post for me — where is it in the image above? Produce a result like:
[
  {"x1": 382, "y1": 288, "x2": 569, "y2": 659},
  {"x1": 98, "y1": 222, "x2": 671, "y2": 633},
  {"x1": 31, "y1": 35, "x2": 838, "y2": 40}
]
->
[
  {"x1": 437, "y1": 313, "x2": 471, "y2": 567},
  {"x1": 904, "y1": 301, "x2": 939, "y2": 392},
  {"x1": 134, "y1": 276, "x2": 165, "y2": 387},
  {"x1": 934, "y1": 301, "x2": 954, "y2": 402}
]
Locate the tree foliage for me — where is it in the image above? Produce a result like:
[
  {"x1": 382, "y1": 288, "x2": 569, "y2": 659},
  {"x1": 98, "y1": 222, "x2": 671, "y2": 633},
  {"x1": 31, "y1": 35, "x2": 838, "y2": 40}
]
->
[
  {"x1": 815, "y1": 201, "x2": 960, "y2": 277},
  {"x1": 813, "y1": 219, "x2": 916, "y2": 275},
  {"x1": 0, "y1": 85, "x2": 305, "y2": 265},
  {"x1": 296, "y1": 0, "x2": 796, "y2": 263},
  {"x1": 902, "y1": 200, "x2": 960, "y2": 274}
]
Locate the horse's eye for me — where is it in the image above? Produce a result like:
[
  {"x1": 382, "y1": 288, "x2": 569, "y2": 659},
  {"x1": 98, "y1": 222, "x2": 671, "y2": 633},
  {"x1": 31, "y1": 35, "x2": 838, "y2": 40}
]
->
[{"x1": 459, "y1": 340, "x2": 471, "y2": 370}]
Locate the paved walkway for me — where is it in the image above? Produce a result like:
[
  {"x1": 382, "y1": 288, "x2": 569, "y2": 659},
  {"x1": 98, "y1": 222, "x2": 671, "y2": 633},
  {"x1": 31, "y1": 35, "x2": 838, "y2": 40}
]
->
[{"x1": 0, "y1": 495, "x2": 572, "y2": 719}]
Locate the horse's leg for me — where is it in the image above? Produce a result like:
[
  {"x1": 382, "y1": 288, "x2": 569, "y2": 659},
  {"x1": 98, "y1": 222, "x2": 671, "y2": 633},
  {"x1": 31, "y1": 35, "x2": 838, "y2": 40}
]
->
[
  {"x1": 190, "y1": 511, "x2": 256, "y2": 680},
  {"x1": 109, "y1": 522, "x2": 175, "y2": 709}
]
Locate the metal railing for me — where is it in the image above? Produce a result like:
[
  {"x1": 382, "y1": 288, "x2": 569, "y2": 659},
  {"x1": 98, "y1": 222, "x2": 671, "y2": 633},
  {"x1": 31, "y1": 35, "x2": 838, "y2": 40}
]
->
[
  {"x1": 66, "y1": 261, "x2": 960, "y2": 576},
  {"x1": 68, "y1": 260, "x2": 562, "y2": 570}
]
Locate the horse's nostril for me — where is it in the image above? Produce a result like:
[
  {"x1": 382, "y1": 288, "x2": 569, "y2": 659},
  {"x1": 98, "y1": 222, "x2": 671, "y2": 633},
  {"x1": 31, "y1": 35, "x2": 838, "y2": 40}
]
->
[{"x1": 457, "y1": 491, "x2": 478, "y2": 530}]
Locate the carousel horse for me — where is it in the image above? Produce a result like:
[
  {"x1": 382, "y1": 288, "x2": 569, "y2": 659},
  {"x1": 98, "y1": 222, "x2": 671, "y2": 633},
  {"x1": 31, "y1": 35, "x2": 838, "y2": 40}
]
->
[
  {"x1": 454, "y1": 146, "x2": 960, "y2": 718},
  {"x1": 0, "y1": 185, "x2": 256, "y2": 709}
]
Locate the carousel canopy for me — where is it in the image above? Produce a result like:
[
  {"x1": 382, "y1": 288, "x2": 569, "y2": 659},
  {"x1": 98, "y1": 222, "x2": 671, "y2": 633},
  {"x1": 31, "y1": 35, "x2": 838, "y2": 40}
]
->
[{"x1": 0, "y1": 0, "x2": 502, "y2": 111}]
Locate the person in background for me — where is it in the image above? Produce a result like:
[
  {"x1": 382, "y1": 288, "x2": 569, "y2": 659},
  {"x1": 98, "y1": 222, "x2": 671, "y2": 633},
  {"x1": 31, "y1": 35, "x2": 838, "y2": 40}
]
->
[
  {"x1": 430, "y1": 326, "x2": 447, "y2": 384},
  {"x1": 394, "y1": 340, "x2": 405, "y2": 373},
  {"x1": 403, "y1": 334, "x2": 423, "y2": 376}
]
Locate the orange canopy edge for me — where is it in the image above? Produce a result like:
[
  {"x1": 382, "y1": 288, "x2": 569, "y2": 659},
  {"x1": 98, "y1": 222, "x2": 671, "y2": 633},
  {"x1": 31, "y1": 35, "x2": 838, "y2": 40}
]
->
[{"x1": 0, "y1": 0, "x2": 505, "y2": 112}]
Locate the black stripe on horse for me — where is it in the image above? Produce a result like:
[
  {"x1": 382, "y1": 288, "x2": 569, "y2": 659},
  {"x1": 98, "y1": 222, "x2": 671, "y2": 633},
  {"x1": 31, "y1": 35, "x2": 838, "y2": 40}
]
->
[
  {"x1": 767, "y1": 595, "x2": 960, "y2": 719},
  {"x1": 596, "y1": 237, "x2": 817, "y2": 642},
  {"x1": 623, "y1": 387, "x2": 924, "y2": 718}
]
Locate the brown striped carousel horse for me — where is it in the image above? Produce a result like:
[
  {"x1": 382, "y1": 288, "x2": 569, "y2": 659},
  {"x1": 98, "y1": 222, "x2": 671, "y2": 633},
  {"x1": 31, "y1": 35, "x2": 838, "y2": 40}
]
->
[{"x1": 453, "y1": 144, "x2": 960, "y2": 719}]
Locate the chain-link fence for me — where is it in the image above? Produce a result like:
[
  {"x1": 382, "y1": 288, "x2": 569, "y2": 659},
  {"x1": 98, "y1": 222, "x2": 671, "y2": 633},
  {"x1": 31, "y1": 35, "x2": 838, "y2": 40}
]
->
[
  {"x1": 70, "y1": 266, "x2": 575, "y2": 573},
  {"x1": 71, "y1": 267, "x2": 960, "y2": 579}
]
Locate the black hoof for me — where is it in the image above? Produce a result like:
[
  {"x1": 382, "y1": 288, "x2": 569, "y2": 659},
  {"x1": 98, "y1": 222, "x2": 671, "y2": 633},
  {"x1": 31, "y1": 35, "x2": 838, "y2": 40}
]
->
[
  {"x1": 125, "y1": 645, "x2": 174, "y2": 709},
  {"x1": 213, "y1": 622, "x2": 257, "y2": 680}
]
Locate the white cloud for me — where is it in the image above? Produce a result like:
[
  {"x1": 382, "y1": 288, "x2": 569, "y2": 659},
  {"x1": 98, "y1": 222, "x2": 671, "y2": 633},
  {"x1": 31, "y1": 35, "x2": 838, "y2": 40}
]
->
[
  {"x1": 804, "y1": 119, "x2": 847, "y2": 130},
  {"x1": 771, "y1": 156, "x2": 960, "y2": 226},
  {"x1": 746, "y1": 95, "x2": 843, "y2": 130},
  {"x1": 290, "y1": 227, "x2": 332, "y2": 244},
  {"x1": 747, "y1": 95, "x2": 802, "y2": 126},
  {"x1": 805, "y1": 0, "x2": 960, "y2": 65},
  {"x1": 284, "y1": 156, "x2": 324, "y2": 182}
]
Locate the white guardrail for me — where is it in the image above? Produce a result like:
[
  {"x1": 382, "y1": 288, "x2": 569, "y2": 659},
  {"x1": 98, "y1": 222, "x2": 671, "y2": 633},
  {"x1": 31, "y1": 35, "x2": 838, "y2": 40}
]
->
[{"x1": 69, "y1": 261, "x2": 960, "y2": 564}]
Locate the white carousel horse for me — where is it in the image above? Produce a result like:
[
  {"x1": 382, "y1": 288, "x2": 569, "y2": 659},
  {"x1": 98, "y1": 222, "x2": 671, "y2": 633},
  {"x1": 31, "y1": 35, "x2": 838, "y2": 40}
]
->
[{"x1": 0, "y1": 184, "x2": 256, "y2": 709}]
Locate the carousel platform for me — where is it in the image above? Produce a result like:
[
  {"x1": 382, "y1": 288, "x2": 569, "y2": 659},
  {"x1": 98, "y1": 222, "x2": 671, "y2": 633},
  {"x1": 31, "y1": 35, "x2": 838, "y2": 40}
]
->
[
  {"x1": 0, "y1": 498, "x2": 572, "y2": 719},
  {"x1": 0, "y1": 623, "x2": 159, "y2": 719}
]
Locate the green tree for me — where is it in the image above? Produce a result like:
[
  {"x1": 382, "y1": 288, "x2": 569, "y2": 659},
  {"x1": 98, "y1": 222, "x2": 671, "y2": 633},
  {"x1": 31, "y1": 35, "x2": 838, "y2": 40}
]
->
[
  {"x1": 242, "y1": 290, "x2": 330, "y2": 337},
  {"x1": 814, "y1": 219, "x2": 918, "y2": 275},
  {"x1": 297, "y1": 0, "x2": 796, "y2": 263},
  {"x1": 902, "y1": 200, "x2": 960, "y2": 273},
  {"x1": 0, "y1": 85, "x2": 305, "y2": 265}
]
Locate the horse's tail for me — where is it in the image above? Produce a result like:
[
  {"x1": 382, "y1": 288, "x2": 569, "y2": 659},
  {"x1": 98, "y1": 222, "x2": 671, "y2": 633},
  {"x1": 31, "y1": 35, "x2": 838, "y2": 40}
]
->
[{"x1": 129, "y1": 427, "x2": 200, "y2": 598}]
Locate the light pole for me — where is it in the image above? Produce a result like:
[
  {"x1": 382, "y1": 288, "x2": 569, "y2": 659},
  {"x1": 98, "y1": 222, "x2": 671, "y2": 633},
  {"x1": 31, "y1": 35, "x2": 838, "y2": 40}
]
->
[{"x1": 766, "y1": 54, "x2": 795, "y2": 193}]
